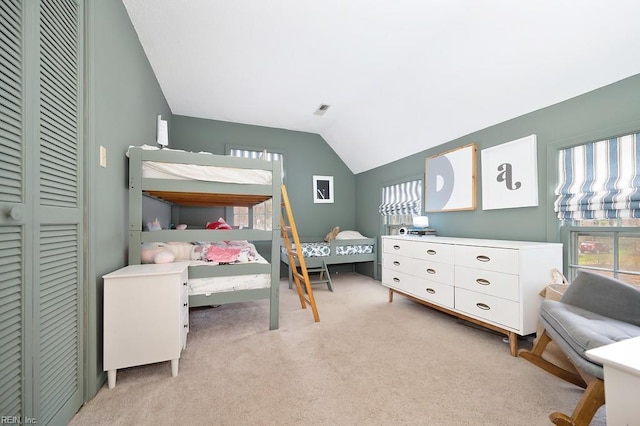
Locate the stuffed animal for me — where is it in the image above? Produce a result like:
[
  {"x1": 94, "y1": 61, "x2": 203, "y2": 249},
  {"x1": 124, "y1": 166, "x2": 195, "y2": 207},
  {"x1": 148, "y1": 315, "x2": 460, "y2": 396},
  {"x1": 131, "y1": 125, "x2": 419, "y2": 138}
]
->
[
  {"x1": 141, "y1": 242, "x2": 199, "y2": 264},
  {"x1": 146, "y1": 218, "x2": 162, "y2": 231},
  {"x1": 140, "y1": 242, "x2": 175, "y2": 264},
  {"x1": 324, "y1": 226, "x2": 340, "y2": 242},
  {"x1": 206, "y1": 217, "x2": 232, "y2": 230}
]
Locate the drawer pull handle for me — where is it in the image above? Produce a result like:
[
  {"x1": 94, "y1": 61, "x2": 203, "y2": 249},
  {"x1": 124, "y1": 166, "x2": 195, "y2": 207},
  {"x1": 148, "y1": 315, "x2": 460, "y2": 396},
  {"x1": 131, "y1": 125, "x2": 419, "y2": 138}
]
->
[
  {"x1": 426, "y1": 249, "x2": 437, "y2": 255},
  {"x1": 426, "y1": 288, "x2": 436, "y2": 294},
  {"x1": 393, "y1": 261, "x2": 401, "y2": 266},
  {"x1": 476, "y1": 255, "x2": 491, "y2": 262},
  {"x1": 393, "y1": 245, "x2": 401, "y2": 250},
  {"x1": 183, "y1": 303, "x2": 188, "y2": 307},
  {"x1": 393, "y1": 277, "x2": 400, "y2": 283},
  {"x1": 183, "y1": 282, "x2": 188, "y2": 286},
  {"x1": 476, "y1": 278, "x2": 490, "y2": 286},
  {"x1": 184, "y1": 324, "x2": 188, "y2": 328},
  {"x1": 476, "y1": 303, "x2": 490, "y2": 310},
  {"x1": 426, "y1": 268, "x2": 436, "y2": 274}
]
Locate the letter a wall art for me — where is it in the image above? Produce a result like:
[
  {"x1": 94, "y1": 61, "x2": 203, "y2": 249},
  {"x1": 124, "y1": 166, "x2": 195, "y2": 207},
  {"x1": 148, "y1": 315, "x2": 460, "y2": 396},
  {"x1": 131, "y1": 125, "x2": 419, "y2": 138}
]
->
[{"x1": 481, "y1": 134, "x2": 539, "y2": 210}]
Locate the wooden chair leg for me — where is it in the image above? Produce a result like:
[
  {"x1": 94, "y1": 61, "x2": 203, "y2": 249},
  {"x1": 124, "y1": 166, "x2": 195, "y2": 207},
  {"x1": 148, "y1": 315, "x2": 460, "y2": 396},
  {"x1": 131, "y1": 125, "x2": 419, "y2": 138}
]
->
[
  {"x1": 549, "y1": 377, "x2": 605, "y2": 426},
  {"x1": 519, "y1": 330, "x2": 587, "y2": 388}
]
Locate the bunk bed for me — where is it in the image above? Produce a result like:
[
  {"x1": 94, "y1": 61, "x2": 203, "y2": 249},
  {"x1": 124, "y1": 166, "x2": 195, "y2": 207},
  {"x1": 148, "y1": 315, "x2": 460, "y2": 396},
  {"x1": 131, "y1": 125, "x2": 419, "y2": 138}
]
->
[
  {"x1": 279, "y1": 235, "x2": 378, "y2": 287},
  {"x1": 127, "y1": 145, "x2": 282, "y2": 329}
]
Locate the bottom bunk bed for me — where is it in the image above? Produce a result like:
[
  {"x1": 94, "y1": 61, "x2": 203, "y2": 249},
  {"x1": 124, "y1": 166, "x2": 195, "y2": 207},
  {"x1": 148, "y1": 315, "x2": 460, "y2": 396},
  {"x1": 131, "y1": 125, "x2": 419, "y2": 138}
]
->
[
  {"x1": 280, "y1": 231, "x2": 378, "y2": 288},
  {"x1": 139, "y1": 239, "x2": 279, "y2": 329}
]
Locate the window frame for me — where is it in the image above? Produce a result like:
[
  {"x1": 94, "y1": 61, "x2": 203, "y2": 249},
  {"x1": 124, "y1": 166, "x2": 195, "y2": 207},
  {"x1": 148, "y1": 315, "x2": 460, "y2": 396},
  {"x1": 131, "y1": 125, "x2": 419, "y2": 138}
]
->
[
  {"x1": 550, "y1": 127, "x2": 640, "y2": 288},
  {"x1": 560, "y1": 224, "x2": 640, "y2": 284},
  {"x1": 225, "y1": 145, "x2": 285, "y2": 230},
  {"x1": 379, "y1": 175, "x2": 423, "y2": 235}
]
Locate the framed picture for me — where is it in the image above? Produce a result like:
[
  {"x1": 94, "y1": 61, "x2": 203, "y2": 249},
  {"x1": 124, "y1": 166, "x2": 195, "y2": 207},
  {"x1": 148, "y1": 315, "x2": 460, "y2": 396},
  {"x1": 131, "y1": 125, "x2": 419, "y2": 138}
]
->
[
  {"x1": 313, "y1": 175, "x2": 334, "y2": 203},
  {"x1": 425, "y1": 143, "x2": 477, "y2": 212},
  {"x1": 481, "y1": 134, "x2": 538, "y2": 210}
]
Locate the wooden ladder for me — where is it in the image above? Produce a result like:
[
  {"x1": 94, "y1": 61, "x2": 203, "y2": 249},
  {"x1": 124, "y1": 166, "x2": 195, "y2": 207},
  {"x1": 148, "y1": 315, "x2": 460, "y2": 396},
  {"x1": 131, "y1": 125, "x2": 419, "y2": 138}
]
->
[
  {"x1": 280, "y1": 184, "x2": 320, "y2": 322},
  {"x1": 305, "y1": 261, "x2": 333, "y2": 292}
]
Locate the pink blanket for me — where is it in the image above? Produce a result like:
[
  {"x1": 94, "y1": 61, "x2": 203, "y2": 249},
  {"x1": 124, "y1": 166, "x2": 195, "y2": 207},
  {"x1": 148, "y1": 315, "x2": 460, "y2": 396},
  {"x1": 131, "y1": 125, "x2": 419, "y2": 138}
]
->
[{"x1": 206, "y1": 245, "x2": 242, "y2": 263}]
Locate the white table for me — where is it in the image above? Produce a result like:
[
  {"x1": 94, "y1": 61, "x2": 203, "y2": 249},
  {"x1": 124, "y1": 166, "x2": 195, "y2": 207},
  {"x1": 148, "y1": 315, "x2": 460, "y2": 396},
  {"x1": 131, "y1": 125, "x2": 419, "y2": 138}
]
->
[{"x1": 586, "y1": 336, "x2": 640, "y2": 425}]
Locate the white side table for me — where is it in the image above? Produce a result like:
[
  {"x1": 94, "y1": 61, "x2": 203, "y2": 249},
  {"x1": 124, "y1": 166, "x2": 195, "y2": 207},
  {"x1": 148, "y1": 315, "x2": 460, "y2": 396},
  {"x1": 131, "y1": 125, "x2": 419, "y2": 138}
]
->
[
  {"x1": 103, "y1": 262, "x2": 190, "y2": 389},
  {"x1": 586, "y1": 336, "x2": 640, "y2": 425}
]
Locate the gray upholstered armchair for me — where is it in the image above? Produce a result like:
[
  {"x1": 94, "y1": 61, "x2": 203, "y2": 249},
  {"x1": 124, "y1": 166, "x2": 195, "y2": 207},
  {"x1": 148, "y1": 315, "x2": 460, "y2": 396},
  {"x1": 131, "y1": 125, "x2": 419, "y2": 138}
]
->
[{"x1": 520, "y1": 271, "x2": 640, "y2": 425}]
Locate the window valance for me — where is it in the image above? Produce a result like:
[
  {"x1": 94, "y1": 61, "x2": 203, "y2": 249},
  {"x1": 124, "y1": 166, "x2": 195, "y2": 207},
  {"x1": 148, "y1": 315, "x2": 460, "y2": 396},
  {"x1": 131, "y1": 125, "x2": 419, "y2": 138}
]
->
[{"x1": 554, "y1": 132, "x2": 640, "y2": 220}]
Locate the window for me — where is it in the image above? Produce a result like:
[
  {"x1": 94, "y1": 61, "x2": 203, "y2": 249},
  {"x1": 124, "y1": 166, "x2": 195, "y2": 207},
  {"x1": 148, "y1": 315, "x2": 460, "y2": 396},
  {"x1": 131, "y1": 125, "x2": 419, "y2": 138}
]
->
[
  {"x1": 379, "y1": 178, "x2": 422, "y2": 235},
  {"x1": 229, "y1": 148, "x2": 283, "y2": 230},
  {"x1": 555, "y1": 132, "x2": 640, "y2": 288}
]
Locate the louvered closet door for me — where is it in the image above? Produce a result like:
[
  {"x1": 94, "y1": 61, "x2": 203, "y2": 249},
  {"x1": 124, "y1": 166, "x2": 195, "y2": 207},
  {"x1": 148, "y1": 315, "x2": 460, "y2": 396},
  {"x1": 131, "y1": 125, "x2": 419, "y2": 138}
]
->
[
  {"x1": 0, "y1": 1, "x2": 84, "y2": 424},
  {"x1": 0, "y1": 0, "x2": 29, "y2": 416}
]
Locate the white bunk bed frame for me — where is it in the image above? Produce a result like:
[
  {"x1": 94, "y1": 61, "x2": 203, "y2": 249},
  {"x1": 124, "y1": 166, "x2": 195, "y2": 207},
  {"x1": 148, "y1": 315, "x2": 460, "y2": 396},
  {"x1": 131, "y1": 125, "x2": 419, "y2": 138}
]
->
[{"x1": 127, "y1": 146, "x2": 282, "y2": 329}]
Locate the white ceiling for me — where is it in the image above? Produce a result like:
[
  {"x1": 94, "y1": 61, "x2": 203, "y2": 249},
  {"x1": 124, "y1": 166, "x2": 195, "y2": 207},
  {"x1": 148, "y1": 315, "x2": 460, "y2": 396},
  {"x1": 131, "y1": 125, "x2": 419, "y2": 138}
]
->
[{"x1": 122, "y1": 0, "x2": 640, "y2": 174}]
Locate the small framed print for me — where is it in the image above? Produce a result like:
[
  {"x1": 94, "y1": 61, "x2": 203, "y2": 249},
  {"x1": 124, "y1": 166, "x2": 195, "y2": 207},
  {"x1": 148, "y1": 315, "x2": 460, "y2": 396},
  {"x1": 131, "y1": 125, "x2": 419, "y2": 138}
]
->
[{"x1": 313, "y1": 175, "x2": 334, "y2": 203}]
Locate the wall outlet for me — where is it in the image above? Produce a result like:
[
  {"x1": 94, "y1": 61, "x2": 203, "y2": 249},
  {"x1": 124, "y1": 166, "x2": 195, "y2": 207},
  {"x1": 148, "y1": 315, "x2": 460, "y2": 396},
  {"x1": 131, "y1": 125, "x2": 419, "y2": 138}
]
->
[{"x1": 100, "y1": 145, "x2": 107, "y2": 168}]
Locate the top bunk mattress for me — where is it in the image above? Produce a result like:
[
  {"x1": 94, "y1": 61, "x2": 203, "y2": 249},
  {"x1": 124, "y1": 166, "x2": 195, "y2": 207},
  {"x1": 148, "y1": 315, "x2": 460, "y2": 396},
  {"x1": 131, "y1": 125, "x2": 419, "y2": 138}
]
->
[{"x1": 128, "y1": 145, "x2": 272, "y2": 185}]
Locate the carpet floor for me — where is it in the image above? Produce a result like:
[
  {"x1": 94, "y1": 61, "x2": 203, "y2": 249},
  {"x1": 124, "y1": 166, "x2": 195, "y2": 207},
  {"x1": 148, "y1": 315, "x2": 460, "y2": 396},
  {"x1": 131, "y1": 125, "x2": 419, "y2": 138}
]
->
[{"x1": 70, "y1": 273, "x2": 605, "y2": 425}]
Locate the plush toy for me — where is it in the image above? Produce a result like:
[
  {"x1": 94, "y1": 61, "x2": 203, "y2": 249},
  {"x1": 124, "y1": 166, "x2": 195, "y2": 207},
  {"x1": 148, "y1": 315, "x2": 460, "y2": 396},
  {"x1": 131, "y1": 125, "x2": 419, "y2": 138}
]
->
[
  {"x1": 146, "y1": 218, "x2": 162, "y2": 231},
  {"x1": 324, "y1": 226, "x2": 340, "y2": 242},
  {"x1": 206, "y1": 217, "x2": 232, "y2": 230},
  {"x1": 140, "y1": 242, "x2": 175, "y2": 264}
]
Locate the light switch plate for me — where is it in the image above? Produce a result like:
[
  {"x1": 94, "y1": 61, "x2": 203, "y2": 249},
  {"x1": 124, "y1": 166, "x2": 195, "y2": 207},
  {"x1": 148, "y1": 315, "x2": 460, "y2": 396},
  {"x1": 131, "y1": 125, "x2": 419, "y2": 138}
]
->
[{"x1": 100, "y1": 145, "x2": 107, "y2": 168}]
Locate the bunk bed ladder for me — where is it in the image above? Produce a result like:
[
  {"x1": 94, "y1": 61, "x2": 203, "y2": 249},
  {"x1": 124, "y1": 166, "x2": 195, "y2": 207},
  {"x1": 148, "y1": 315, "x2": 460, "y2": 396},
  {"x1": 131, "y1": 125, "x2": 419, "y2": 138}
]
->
[
  {"x1": 306, "y1": 260, "x2": 333, "y2": 292},
  {"x1": 280, "y1": 185, "x2": 320, "y2": 322}
]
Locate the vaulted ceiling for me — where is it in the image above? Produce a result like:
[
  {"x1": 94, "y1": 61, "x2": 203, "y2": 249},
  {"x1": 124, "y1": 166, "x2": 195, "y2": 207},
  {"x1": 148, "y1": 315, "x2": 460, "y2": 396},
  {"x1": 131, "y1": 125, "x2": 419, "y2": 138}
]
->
[{"x1": 123, "y1": 0, "x2": 640, "y2": 173}]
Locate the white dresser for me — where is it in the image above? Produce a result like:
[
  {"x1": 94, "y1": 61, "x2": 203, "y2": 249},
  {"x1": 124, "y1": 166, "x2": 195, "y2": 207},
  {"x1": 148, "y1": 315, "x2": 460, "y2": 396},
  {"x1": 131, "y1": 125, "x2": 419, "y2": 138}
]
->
[
  {"x1": 103, "y1": 262, "x2": 190, "y2": 388},
  {"x1": 382, "y1": 236, "x2": 562, "y2": 356}
]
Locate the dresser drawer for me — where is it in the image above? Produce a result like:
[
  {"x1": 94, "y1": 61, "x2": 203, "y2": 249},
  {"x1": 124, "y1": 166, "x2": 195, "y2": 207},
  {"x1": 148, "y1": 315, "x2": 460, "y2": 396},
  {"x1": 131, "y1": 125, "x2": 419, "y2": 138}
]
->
[
  {"x1": 454, "y1": 288, "x2": 519, "y2": 330},
  {"x1": 383, "y1": 238, "x2": 454, "y2": 263},
  {"x1": 454, "y1": 245, "x2": 519, "y2": 274},
  {"x1": 383, "y1": 254, "x2": 454, "y2": 284},
  {"x1": 454, "y1": 266, "x2": 519, "y2": 301},
  {"x1": 383, "y1": 268, "x2": 454, "y2": 309}
]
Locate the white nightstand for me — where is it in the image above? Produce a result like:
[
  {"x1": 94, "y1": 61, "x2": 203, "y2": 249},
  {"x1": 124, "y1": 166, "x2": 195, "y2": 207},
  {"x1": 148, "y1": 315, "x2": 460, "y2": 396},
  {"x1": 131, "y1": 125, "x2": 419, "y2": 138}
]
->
[
  {"x1": 586, "y1": 336, "x2": 640, "y2": 425},
  {"x1": 103, "y1": 262, "x2": 190, "y2": 389}
]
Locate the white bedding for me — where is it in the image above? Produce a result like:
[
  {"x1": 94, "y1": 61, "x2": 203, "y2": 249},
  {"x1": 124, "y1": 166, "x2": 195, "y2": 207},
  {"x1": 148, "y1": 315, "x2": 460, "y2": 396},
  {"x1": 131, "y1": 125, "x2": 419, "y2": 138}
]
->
[
  {"x1": 128, "y1": 145, "x2": 272, "y2": 184},
  {"x1": 188, "y1": 252, "x2": 271, "y2": 296}
]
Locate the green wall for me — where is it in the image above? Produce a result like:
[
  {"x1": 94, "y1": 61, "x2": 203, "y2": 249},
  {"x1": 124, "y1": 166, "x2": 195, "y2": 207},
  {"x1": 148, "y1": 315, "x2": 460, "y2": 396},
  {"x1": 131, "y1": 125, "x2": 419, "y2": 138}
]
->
[
  {"x1": 170, "y1": 115, "x2": 356, "y2": 237},
  {"x1": 84, "y1": 0, "x2": 171, "y2": 399},
  {"x1": 355, "y1": 74, "x2": 640, "y2": 261}
]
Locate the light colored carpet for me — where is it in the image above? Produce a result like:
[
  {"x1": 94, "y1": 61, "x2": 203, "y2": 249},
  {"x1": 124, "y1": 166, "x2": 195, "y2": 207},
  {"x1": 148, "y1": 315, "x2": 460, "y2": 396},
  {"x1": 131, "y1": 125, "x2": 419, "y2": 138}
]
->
[{"x1": 70, "y1": 273, "x2": 605, "y2": 425}]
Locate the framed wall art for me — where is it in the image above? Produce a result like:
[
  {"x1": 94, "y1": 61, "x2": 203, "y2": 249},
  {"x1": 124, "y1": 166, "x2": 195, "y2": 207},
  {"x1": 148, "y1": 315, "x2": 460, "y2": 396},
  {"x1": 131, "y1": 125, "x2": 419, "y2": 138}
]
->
[
  {"x1": 481, "y1": 134, "x2": 538, "y2": 210},
  {"x1": 313, "y1": 175, "x2": 334, "y2": 203},
  {"x1": 425, "y1": 143, "x2": 477, "y2": 212}
]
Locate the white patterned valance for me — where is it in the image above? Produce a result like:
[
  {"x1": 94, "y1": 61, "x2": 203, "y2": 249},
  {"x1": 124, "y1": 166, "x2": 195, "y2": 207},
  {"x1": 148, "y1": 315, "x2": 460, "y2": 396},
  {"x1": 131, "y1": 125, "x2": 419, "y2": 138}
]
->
[
  {"x1": 554, "y1": 132, "x2": 640, "y2": 220},
  {"x1": 379, "y1": 179, "x2": 422, "y2": 216}
]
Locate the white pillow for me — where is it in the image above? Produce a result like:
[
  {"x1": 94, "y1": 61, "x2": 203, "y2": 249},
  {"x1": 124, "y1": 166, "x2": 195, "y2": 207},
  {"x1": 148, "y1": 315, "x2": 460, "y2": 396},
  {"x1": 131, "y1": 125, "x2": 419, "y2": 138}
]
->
[{"x1": 335, "y1": 230, "x2": 366, "y2": 240}]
